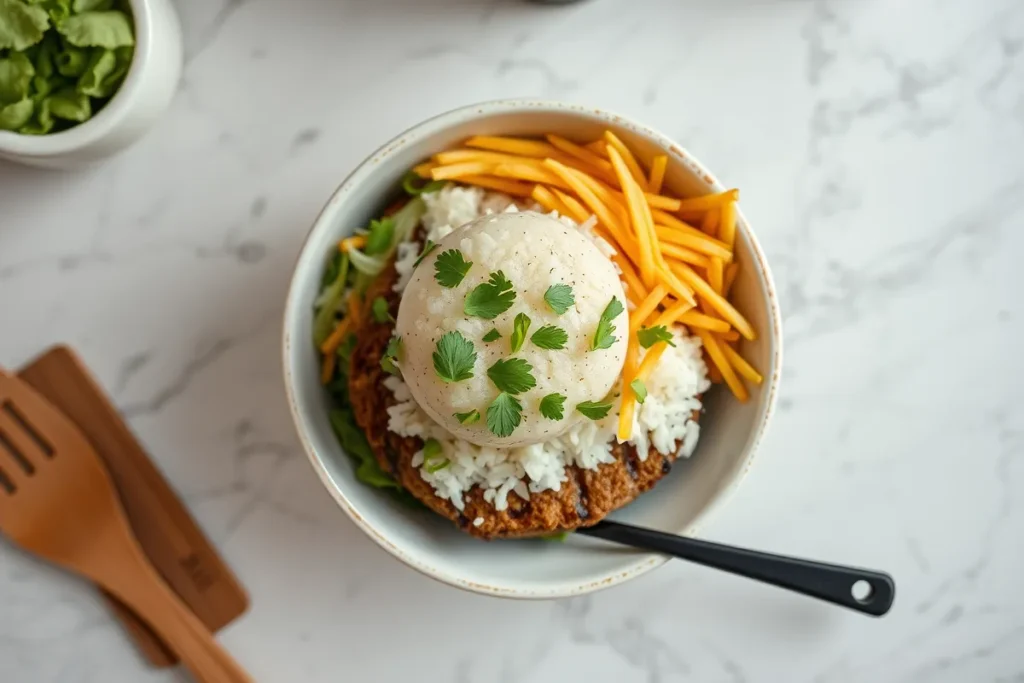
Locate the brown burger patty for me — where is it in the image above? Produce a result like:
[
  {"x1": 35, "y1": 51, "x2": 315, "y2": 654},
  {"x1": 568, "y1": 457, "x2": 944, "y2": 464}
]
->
[{"x1": 348, "y1": 263, "x2": 695, "y2": 540}]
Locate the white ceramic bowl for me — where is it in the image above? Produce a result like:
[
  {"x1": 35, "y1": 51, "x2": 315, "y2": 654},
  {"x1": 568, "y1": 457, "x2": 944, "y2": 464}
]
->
[
  {"x1": 283, "y1": 101, "x2": 782, "y2": 599},
  {"x1": 0, "y1": 0, "x2": 182, "y2": 169}
]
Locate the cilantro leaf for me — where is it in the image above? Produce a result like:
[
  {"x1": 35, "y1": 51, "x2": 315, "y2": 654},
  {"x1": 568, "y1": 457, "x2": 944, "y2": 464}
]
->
[
  {"x1": 486, "y1": 392, "x2": 523, "y2": 438},
  {"x1": 364, "y1": 218, "x2": 395, "y2": 256},
  {"x1": 422, "y1": 438, "x2": 449, "y2": 473},
  {"x1": 371, "y1": 296, "x2": 393, "y2": 323},
  {"x1": 591, "y1": 297, "x2": 625, "y2": 351},
  {"x1": 630, "y1": 379, "x2": 647, "y2": 404},
  {"x1": 464, "y1": 270, "x2": 516, "y2": 319},
  {"x1": 454, "y1": 409, "x2": 481, "y2": 425},
  {"x1": 487, "y1": 358, "x2": 536, "y2": 395},
  {"x1": 432, "y1": 331, "x2": 476, "y2": 383},
  {"x1": 531, "y1": 325, "x2": 568, "y2": 350},
  {"x1": 482, "y1": 328, "x2": 501, "y2": 342},
  {"x1": 544, "y1": 283, "x2": 575, "y2": 315},
  {"x1": 510, "y1": 313, "x2": 531, "y2": 353},
  {"x1": 637, "y1": 325, "x2": 676, "y2": 349},
  {"x1": 381, "y1": 335, "x2": 402, "y2": 375},
  {"x1": 434, "y1": 249, "x2": 472, "y2": 288},
  {"x1": 539, "y1": 393, "x2": 566, "y2": 421},
  {"x1": 576, "y1": 400, "x2": 613, "y2": 420},
  {"x1": 413, "y1": 240, "x2": 438, "y2": 268}
]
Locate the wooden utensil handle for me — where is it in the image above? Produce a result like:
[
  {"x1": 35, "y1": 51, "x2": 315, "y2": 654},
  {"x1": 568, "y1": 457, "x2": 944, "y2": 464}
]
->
[{"x1": 101, "y1": 543, "x2": 254, "y2": 683}]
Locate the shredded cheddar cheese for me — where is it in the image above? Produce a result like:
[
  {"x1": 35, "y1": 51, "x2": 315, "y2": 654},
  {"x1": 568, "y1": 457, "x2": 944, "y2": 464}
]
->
[{"x1": 376, "y1": 129, "x2": 764, "y2": 406}]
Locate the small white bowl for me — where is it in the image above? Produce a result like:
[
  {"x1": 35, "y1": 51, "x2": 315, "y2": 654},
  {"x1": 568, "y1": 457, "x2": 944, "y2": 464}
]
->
[
  {"x1": 283, "y1": 101, "x2": 783, "y2": 599},
  {"x1": 0, "y1": 0, "x2": 182, "y2": 169}
]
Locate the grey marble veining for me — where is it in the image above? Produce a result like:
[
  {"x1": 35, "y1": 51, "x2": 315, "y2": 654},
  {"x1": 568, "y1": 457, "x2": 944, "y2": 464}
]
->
[{"x1": 1, "y1": 0, "x2": 1023, "y2": 681}]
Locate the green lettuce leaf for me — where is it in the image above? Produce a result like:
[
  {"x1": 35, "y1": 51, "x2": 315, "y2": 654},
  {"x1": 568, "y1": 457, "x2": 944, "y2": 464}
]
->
[
  {"x1": 55, "y1": 40, "x2": 88, "y2": 76},
  {"x1": 75, "y1": 46, "x2": 112, "y2": 96},
  {"x1": 17, "y1": 94, "x2": 51, "y2": 134},
  {"x1": 0, "y1": 51, "x2": 34, "y2": 104},
  {"x1": 72, "y1": 0, "x2": 112, "y2": 11},
  {"x1": 0, "y1": 97, "x2": 33, "y2": 130},
  {"x1": 36, "y1": 0, "x2": 71, "y2": 24},
  {"x1": 0, "y1": 0, "x2": 50, "y2": 51},
  {"x1": 46, "y1": 87, "x2": 88, "y2": 120},
  {"x1": 57, "y1": 10, "x2": 133, "y2": 48}
]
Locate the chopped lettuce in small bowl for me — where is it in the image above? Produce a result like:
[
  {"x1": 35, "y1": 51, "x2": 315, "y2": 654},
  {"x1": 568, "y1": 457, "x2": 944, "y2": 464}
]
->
[
  {"x1": 0, "y1": 0, "x2": 181, "y2": 167},
  {"x1": 1, "y1": 0, "x2": 136, "y2": 135}
]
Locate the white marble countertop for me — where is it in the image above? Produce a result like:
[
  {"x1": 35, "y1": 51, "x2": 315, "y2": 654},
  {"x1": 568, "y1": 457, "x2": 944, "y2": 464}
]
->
[{"x1": 2, "y1": 0, "x2": 1023, "y2": 681}]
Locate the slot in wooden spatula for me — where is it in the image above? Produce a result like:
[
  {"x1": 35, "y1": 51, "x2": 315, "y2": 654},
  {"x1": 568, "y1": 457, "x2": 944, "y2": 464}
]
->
[{"x1": 0, "y1": 369, "x2": 252, "y2": 683}]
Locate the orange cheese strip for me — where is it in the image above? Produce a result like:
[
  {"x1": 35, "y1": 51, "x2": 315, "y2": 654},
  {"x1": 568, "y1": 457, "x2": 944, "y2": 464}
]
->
[
  {"x1": 613, "y1": 253, "x2": 648, "y2": 304},
  {"x1": 546, "y1": 134, "x2": 615, "y2": 173},
  {"x1": 339, "y1": 235, "x2": 367, "y2": 253},
  {"x1": 493, "y1": 163, "x2": 569, "y2": 189},
  {"x1": 701, "y1": 208, "x2": 720, "y2": 237},
  {"x1": 696, "y1": 329, "x2": 748, "y2": 401},
  {"x1": 431, "y1": 162, "x2": 495, "y2": 180},
  {"x1": 608, "y1": 145, "x2": 658, "y2": 288},
  {"x1": 723, "y1": 262, "x2": 739, "y2": 297},
  {"x1": 617, "y1": 335, "x2": 642, "y2": 441},
  {"x1": 675, "y1": 189, "x2": 739, "y2": 213},
  {"x1": 413, "y1": 161, "x2": 436, "y2": 178},
  {"x1": 720, "y1": 199, "x2": 737, "y2": 248},
  {"x1": 320, "y1": 318, "x2": 352, "y2": 355},
  {"x1": 660, "y1": 242, "x2": 710, "y2": 268},
  {"x1": 552, "y1": 189, "x2": 591, "y2": 224},
  {"x1": 653, "y1": 299, "x2": 694, "y2": 327},
  {"x1": 648, "y1": 155, "x2": 668, "y2": 194},
  {"x1": 670, "y1": 262, "x2": 755, "y2": 340},
  {"x1": 321, "y1": 351, "x2": 337, "y2": 385},
  {"x1": 654, "y1": 226, "x2": 732, "y2": 261},
  {"x1": 635, "y1": 340, "x2": 670, "y2": 383},
  {"x1": 721, "y1": 343, "x2": 763, "y2": 385},
  {"x1": 457, "y1": 175, "x2": 534, "y2": 197},
  {"x1": 629, "y1": 284, "x2": 668, "y2": 333},
  {"x1": 465, "y1": 135, "x2": 560, "y2": 158},
  {"x1": 531, "y1": 185, "x2": 566, "y2": 215},
  {"x1": 543, "y1": 159, "x2": 637, "y2": 262},
  {"x1": 604, "y1": 131, "x2": 649, "y2": 191},
  {"x1": 709, "y1": 258, "x2": 724, "y2": 294}
]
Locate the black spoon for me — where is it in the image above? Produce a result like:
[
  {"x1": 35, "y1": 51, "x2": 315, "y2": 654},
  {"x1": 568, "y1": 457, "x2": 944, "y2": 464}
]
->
[{"x1": 576, "y1": 520, "x2": 895, "y2": 616}]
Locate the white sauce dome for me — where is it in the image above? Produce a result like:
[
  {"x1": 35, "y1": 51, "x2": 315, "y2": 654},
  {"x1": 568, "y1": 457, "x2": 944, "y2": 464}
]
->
[{"x1": 395, "y1": 211, "x2": 627, "y2": 448}]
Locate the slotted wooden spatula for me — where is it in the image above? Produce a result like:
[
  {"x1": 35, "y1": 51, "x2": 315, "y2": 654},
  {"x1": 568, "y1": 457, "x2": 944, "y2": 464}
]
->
[{"x1": 0, "y1": 369, "x2": 252, "y2": 683}]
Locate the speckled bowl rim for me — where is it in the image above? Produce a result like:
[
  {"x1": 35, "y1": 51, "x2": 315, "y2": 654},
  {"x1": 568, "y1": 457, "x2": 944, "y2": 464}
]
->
[
  {"x1": 282, "y1": 99, "x2": 783, "y2": 599},
  {"x1": 0, "y1": 0, "x2": 153, "y2": 156}
]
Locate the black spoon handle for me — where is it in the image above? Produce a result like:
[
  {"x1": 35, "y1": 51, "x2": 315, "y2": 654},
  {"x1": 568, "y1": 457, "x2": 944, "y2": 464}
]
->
[{"x1": 578, "y1": 521, "x2": 895, "y2": 616}]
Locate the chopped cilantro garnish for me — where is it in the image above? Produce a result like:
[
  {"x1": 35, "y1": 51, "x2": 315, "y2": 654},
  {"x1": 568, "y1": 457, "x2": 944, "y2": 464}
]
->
[
  {"x1": 510, "y1": 313, "x2": 531, "y2": 353},
  {"x1": 487, "y1": 358, "x2": 536, "y2": 395},
  {"x1": 544, "y1": 284, "x2": 575, "y2": 315},
  {"x1": 486, "y1": 392, "x2": 523, "y2": 438},
  {"x1": 422, "y1": 438, "x2": 449, "y2": 472},
  {"x1": 539, "y1": 393, "x2": 566, "y2": 421},
  {"x1": 381, "y1": 335, "x2": 402, "y2": 376},
  {"x1": 591, "y1": 297, "x2": 624, "y2": 351},
  {"x1": 630, "y1": 379, "x2": 647, "y2": 404},
  {"x1": 454, "y1": 409, "x2": 481, "y2": 425},
  {"x1": 482, "y1": 328, "x2": 501, "y2": 342},
  {"x1": 434, "y1": 249, "x2": 473, "y2": 288},
  {"x1": 576, "y1": 400, "x2": 613, "y2": 420},
  {"x1": 637, "y1": 325, "x2": 676, "y2": 349},
  {"x1": 464, "y1": 271, "x2": 516, "y2": 319},
  {"x1": 432, "y1": 331, "x2": 476, "y2": 383},
  {"x1": 531, "y1": 325, "x2": 568, "y2": 350}
]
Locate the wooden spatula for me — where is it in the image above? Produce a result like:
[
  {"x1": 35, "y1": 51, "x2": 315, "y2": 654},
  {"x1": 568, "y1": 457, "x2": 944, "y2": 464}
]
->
[{"x1": 0, "y1": 369, "x2": 253, "y2": 683}]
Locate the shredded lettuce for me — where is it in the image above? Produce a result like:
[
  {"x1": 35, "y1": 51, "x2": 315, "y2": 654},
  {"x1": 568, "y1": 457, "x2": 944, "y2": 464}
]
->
[
  {"x1": 312, "y1": 250, "x2": 349, "y2": 347},
  {"x1": 0, "y1": 0, "x2": 134, "y2": 134}
]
